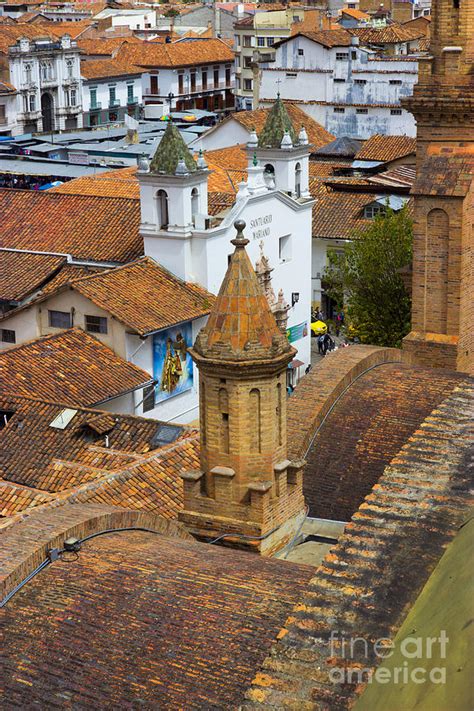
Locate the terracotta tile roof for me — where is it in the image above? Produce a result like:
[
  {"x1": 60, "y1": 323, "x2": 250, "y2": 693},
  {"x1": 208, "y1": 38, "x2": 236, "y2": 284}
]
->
[
  {"x1": 340, "y1": 7, "x2": 370, "y2": 20},
  {"x1": 281, "y1": 29, "x2": 352, "y2": 48},
  {"x1": 117, "y1": 37, "x2": 234, "y2": 69},
  {"x1": 206, "y1": 144, "x2": 248, "y2": 171},
  {"x1": 412, "y1": 153, "x2": 474, "y2": 197},
  {"x1": 0, "y1": 394, "x2": 194, "y2": 495},
  {"x1": 245, "y1": 380, "x2": 474, "y2": 709},
  {"x1": 368, "y1": 164, "x2": 416, "y2": 188},
  {"x1": 0, "y1": 250, "x2": 66, "y2": 303},
  {"x1": 39, "y1": 20, "x2": 93, "y2": 39},
  {"x1": 192, "y1": 225, "x2": 293, "y2": 363},
  {"x1": 51, "y1": 165, "x2": 140, "y2": 198},
  {"x1": 232, "y1": 104, "x2": 334, "y2": 149},
  {"x1": 300, "y1": 362, "x2": 465, "y2": 521},
  {"x1": 76, "y1": 36, "x2": 136, "y2": 56},
  {"x1": 355, "y1": 133, "x2": 416, "y2": 162},
  {"x1": 0, "y1": 24, "x2": 58, "y2": 53},
  {"x1": 0, "y1": 79, "x2": 16, "y2": 93},
  {"x1": 351, "y1": 23, "x2": 425, "y2": 44},
  {"x1": 0, "y1": 328, "x2": 152, "y2": 408},
  {"x1": 311, "y1": 190, "x2": 374, "y2": 238},
  {"x1": 308, "y1": 160, "x2": 350, "y2": 177},
  {"x1": 207, "y1": 190, "x2": 235, "y2": 215},
  {"x1": 0, "y1": 189, "x2": 142, "y2": 263},
  {"x1": 0, "y1": 481, "x2": 54, "y2": 518},
  {"x1": 2, "y1": 527, "x2": 312, "y2": 707},
  {"x1": 55, "y1": 435, "x2": 200, "y2": 517},
  {"x1": 37, "y1": 263, "x2": 107, "y2": 295},
  {"x1": 68, "y1": 256, "x2": 215, "y2": 336},
  {"x1": 80, "y1": 57, "x2": 143, "y2": 79}
]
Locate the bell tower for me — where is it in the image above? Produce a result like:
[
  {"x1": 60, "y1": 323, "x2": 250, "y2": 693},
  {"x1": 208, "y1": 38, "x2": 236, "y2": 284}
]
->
[
  {"x1": 401, "y1": 0, "x2": 473, "y2": 374},
  {"x1": 137, "y1": 119, "x2": 209, "y2": 281},
  {"x1": 247, "y1": 95, "x2": 311, "y2": 199},
  {"x1": 179, "y1": 220, "x2": 306, "y2": 556}
]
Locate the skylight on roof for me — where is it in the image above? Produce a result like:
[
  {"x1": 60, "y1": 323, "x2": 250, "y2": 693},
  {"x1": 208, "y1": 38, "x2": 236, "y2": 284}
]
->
[
  {"x1": 151, "y1": 424, "x2": 182, "y2": 448},
  {"x1": 49, "y1": 408, "x2": 78, "y2": 430}
]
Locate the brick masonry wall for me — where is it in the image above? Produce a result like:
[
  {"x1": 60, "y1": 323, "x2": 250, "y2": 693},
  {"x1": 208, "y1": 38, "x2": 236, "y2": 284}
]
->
[{"x1": 458, "y1": 182, "x2": 474, "y2": 373}]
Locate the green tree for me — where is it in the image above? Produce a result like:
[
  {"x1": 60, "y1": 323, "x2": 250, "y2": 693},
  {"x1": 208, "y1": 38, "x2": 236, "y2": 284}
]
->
[{"x1": 323, "y1": 204, "x2": 413, "y2": 347}]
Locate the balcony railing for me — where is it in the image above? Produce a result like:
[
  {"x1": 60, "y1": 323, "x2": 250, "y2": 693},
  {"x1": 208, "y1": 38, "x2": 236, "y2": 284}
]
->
[
  {"x1": 143, "y1": 88, "x2": 159, "y2": 97},
  {"x1": 109, "y1": 99, "x2": 120, "y2": 108},
  {"x1": 127, "y1": 96, "x2": 139, "y2": 105},
  {"x1": 90, "y1": 102, "x2": 102, "y2": 111}
]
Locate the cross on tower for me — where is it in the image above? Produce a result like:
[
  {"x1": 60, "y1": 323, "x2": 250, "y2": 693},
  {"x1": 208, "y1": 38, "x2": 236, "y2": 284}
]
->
[{"x1": 275, "y1": 78, "x2": 282, "y2": 98}]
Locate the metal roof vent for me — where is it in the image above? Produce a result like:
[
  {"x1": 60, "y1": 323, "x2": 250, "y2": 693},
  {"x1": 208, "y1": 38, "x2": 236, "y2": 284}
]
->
[{"x1": 151, "y1": 423, "x2": 182, "y2": 449}]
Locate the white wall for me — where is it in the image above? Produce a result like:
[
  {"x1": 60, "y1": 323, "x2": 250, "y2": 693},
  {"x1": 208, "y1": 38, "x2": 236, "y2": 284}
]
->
[
  {"x1": 190, "y1": 118, "x2": 250, "y2": 151},
  {"x1": 82, "y1": 74, "x2": 142, "y2": 113},
  {"x1": 260, "y1": 36, "x2": 418, "y2": 138},
  {"x1": 9, "y1": 36, "x2": 83, "y2": 133},
  {"x1": 142, "y1": 62, "x2": 234, "y2": 105},
  {"x1": 126, "y1": 316, "x2": 207, "y2": 424},
  {"x1": 144, "y1": 188, "x2": 313, "y2": 372}
]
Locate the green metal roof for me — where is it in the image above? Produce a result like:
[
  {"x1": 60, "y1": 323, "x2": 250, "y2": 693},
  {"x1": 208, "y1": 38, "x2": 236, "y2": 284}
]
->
[
  {"x1": 257, "y1": 96, "x2": 298, "y2": 149},
  {"x1": 354, "y1": 514, "x2": 474, "y2": 711},
  {"x1": 149, "y1": 119, "x2": 197, "y2": 175}
]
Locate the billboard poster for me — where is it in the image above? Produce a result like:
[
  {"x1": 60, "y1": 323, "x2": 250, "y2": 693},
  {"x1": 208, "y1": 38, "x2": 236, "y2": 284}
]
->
[
  {"x1": 152, "y1": 323, "x2": 193, "y2": 404},
  {"x1": 286, "y1": 321, "x2": 308, "y2": 343}
]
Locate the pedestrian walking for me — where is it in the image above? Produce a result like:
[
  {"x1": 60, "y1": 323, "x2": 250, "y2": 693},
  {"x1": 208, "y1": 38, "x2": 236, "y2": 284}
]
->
[{"x1": 318, "y1": 334, "x2": 324, "y2": 355}]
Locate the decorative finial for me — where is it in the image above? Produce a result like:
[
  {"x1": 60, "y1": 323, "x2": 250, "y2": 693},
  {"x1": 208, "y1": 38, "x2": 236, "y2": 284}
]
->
[
  {"x1": 247, "y1": 126, "x2": 258, "y2": 148},
  {"x1": 298, "y1": 124, "x2": 308, "y2": 145},
  {"x1": 231, "y1": 219, "x2": 249, "y2": 247},
  {"x1": 252, "y1": 151, "x2": 258, "y2": 167},
  {"x1": 280, "y1": 129, "x2": 293, "y2": 150},
  {"x1": 196, "y1": 148, "x2": 208, "y2": 169},
  {"x1": 175, "y1": 156, "x2": 188, "y2": 175},
  {"x1": 137, "y1": 152, "x2": 150, "y2": 174}
]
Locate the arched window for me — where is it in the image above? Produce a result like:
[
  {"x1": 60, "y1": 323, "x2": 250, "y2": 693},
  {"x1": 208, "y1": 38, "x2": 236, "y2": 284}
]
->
[
  {"x1": 219, "y1": 388, "x2": 229, "y2": 454},
  {"x1": 66, "y1": 59, "x2": 74, "y2": 78},
  {"x1": 295, "y1": 162, "x2": 302, "y2": 198},
  {"x1": 156, "y1": 189, "x2": 169, "y2": 229},
  {"x1": 426, "y1": 209, "x2": 449, "y2": 334},
  {"x1": 264, "y1": 163, "x2": 275, "y2": 188},
  {"x1": 24, "y1": 62, "x2": 32, "y2": 84},
  {"x1": 249, "y1": 388, "x2": 261, "y2": 453},
  {"x1": 191, "y1": 187, "x2": 199, "y2": 224}
]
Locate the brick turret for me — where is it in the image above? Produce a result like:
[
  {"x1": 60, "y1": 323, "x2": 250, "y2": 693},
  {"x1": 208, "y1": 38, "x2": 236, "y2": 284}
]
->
[
  {"x1": 401, "y1": 0, "x2": 473, "y2": 374},
  {"x1": 179, "y1": 220, "x2": 306, "y2": 555}
]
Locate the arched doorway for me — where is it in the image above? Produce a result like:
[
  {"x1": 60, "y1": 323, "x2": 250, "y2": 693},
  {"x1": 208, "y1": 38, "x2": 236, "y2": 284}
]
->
[{"x1": 41, "y1": 93, "x2": 53, "y2": 133}]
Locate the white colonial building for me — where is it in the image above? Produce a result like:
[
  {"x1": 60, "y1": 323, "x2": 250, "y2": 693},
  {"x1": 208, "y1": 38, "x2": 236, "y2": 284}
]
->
[
  {"x1": 138, "y1": 100, "x2": 314, "y2": 388},
  {"x1": 259, "y1": 31, "x2": 418, "y2": 138},
  {"x1": 8, "y1": 33, "x2": 83, "y2": 134},
  {"x1": 81, "y1": 61, "x2": 142, "y2": 127}
]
